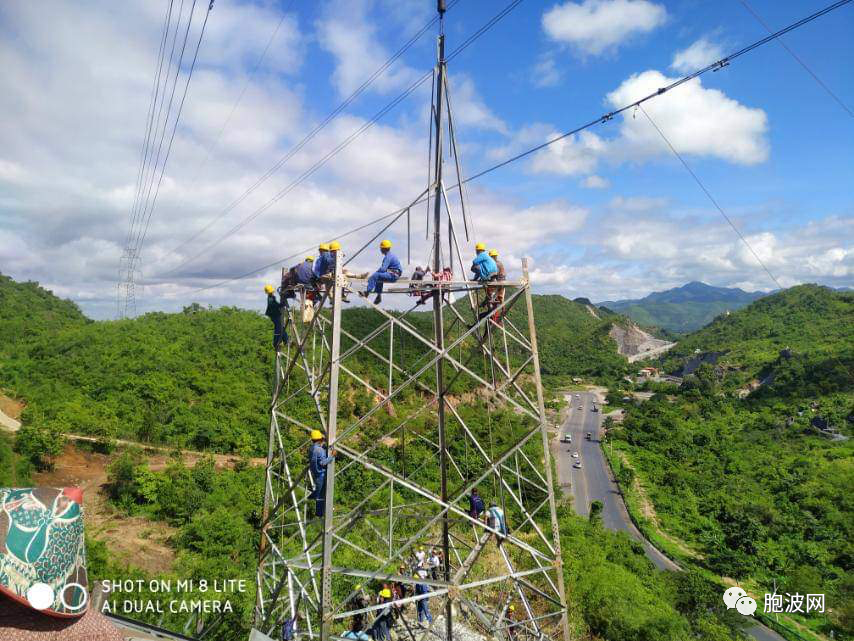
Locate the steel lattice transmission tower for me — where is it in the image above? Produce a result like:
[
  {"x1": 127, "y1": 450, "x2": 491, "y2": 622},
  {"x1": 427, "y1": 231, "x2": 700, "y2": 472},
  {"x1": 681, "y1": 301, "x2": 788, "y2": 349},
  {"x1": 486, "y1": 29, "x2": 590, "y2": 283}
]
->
[{"x1": 253, "y1": 5, "x2": 569, "y2": 641}]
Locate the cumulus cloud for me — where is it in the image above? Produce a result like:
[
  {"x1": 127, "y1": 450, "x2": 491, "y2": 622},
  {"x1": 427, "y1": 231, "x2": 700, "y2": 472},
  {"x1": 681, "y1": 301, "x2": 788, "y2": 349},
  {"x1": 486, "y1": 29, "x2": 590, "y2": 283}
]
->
[
  {"x1": 542, "y1": 0, "x2": 666, "y2": 55},
  {"x1": 671, "y1": 38, "x2": 725, "y2": 74},
  {"x1": 447, "y1": 75, "x2": 508, "y2": 134},
  {"x1": 529, "y1": 200, "x2": 853, "y2": 300},
  {"x1": 606, "y1": 70, "x2": 769, "y2": 165},
  {"x1": 316, "y1": 0, "x2": 421, "y2": 97}
]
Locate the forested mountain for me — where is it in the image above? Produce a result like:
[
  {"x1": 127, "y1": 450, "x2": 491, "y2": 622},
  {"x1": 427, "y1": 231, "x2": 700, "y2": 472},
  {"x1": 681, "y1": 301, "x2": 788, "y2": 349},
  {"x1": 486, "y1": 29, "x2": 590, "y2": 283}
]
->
[
  {"x1": 610, "y1": 285, "x2": 853, "y2": 638},
  {"x1": 600, "y1": 281, "x2": 766, "y2": 333},
  {"x1": 0, "y1": 276, "x2": 629, "y2": 460}
]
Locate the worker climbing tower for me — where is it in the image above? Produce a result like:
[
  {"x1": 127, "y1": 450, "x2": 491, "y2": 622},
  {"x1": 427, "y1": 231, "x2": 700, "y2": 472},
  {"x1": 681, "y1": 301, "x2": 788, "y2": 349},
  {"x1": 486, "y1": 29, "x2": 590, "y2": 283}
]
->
[{"x1": 253, "y1": 4, "x2": 569, "y2": 641}]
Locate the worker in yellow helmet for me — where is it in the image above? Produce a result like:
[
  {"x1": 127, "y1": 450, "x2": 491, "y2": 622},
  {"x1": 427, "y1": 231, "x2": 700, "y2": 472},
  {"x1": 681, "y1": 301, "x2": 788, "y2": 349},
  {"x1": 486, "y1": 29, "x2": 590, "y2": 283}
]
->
[
  {"x1": 263, "y1": 284, "x2": 287, "y2": 351},
  {"x1": 506, "y1": 603, "x2": 518, "y2": 640},
  {"x1": 360, "y1": 239, "x2": 401, "y2": 305},
  {"x1": 471, "y1": 242, "x2": 498, "y2": 282},
  {"x1": 372, "y1": 587, "x2": 394, "y2": 641},
  {"x1": 308, "y1": 429, "x2": 335, "y2": 518},
  {"x1": 481, "y1": 249, "x2": 506, "y2": 323}
]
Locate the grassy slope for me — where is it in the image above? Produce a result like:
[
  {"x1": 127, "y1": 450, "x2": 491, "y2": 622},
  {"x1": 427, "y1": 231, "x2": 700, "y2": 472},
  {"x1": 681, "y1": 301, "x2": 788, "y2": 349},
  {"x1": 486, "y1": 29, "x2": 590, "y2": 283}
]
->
[{"x1": 611, "y1": 285, "x2": 854, "y2": 639}]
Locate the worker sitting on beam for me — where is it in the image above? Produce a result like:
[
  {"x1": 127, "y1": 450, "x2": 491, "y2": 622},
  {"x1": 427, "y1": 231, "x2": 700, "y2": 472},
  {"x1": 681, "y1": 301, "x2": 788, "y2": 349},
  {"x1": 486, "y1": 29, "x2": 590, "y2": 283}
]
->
[
  {"x1": 360, "y1": 239, "x2": 402, "y2": 305},
  {"x1": 470, "y1": 242, "x2": 497, "y2": 283}
]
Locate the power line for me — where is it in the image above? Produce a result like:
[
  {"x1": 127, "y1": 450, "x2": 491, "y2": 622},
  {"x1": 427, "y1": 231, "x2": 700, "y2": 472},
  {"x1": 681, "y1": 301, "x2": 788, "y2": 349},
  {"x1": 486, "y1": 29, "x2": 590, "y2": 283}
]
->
[
  {"x1": 738, "y1": 0, "x2": 853, "y2": 118},
  {"x1": 638, "y1": 104, "x2": 782, "y2": 289},
  {"x1": 132, "y1": 0, "x2": 215, "y2": 261},
  {"x1": 162, "y1": 0, "x2": 460, "y2": 264},
  {"x1": 163, "y1": 0, "x2": 851, "y2": 298},
  {"x1": 462, "y1": 0, "x2": 854, "y2": 186},
  {"x1": 159, "y1": 0, "x2": 522, "y2": 278}
]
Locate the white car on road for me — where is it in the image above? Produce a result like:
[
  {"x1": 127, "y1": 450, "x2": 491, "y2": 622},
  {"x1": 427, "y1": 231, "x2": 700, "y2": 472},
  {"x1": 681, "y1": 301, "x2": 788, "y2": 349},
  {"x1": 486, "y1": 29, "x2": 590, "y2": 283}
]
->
[
  {"x1": 571, "y1": 451, "x2": 579, "y2": 458},
  {"x1": 573, "y1": 460, "x2": 582, "y2": 469},
  {"x1": 561, "y1": 433, "x2": 572, "y2": 443}
]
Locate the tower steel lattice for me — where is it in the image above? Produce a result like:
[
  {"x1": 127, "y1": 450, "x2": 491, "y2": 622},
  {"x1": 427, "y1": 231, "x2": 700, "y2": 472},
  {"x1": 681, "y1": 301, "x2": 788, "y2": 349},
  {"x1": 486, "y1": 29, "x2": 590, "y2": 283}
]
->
[{"x1": 254, "y1": 6, "x2": 569, "y2": 641}]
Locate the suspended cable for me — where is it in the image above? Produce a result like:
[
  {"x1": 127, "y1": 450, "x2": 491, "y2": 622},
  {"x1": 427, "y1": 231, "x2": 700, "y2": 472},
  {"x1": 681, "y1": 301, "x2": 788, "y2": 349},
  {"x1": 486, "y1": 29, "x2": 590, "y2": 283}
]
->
[
  {"x1": 461, "y1": 0, "x2": 853, "y2": 186},
  {"x1": 162, "y1": 0, "x2": 461, "y2": 264},
  {"x1": 164, "y1": 0, "x2": 848, "y2": 298},
  {"x1": 131, "y1": 0, "x2": 215, "y2": 262},
  {"x1": 638, "y1": 104, "x2": 781, "y2": 289},
  {"x1": 157, "y1": 0, "x2": 520, "y2": 277},
  {"x1": 737, "y1": 0, "x2": 853, "y2": 118}
]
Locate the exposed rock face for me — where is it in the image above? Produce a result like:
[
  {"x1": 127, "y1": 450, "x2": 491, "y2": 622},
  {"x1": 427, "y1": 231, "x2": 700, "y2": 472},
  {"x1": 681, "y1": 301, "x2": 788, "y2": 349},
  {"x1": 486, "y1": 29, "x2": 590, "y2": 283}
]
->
[{"x1": 608, "y1": 323, "x2": 675, "y2": 362}]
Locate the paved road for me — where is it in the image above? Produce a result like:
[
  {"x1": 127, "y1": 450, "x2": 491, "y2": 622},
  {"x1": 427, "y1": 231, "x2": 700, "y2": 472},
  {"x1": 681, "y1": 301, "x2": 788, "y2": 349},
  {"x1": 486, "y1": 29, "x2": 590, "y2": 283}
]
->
[
  {"x1": 554, "y1": 392, "x2": 678, "y2": 571},
  {"x1": 553, "y1": 391, "x2": 785, "y2": 641}
]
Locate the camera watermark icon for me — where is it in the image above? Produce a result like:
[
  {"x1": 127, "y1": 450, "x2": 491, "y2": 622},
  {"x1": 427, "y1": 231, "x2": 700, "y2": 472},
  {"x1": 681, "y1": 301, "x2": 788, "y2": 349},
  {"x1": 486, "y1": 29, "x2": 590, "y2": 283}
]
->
[
  {"x1": 723, "y1": 587, "x2": 825, "y2": 616},
  {"x1": 26, "y1": 582, "x2": 88, "y2": 612}
]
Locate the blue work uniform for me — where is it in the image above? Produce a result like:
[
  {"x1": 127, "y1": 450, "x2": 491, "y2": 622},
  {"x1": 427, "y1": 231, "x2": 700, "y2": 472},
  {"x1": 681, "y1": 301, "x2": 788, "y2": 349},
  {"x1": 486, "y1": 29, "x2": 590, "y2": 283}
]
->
[
  {"x1": 366, "y1": 252, "x2": 402, "y2": 294},
  {"x1": 486, "y1": 505, "x2": 507, "y2": 537},
  {"x1": 469, "y1": 492, "x2": 485, "y2": 519},
  {"x1": 471, "y1": 253, "x2": 498, "y2": 281},
  {"x1": 415, "y1": 583, "x2": 432, "y2": 623},
  {"x1": 265, "y1": 293, "x2": 288, "y2": 349},
  {"x1": 313, "y1": 251, "x2": 330, "y2": 278},
  {"x1": 295, "y1": 260, "x2": 314, "y2": 285},
  {"x1": 309, "y1": 442, "x2": 334, "y2": 517}
]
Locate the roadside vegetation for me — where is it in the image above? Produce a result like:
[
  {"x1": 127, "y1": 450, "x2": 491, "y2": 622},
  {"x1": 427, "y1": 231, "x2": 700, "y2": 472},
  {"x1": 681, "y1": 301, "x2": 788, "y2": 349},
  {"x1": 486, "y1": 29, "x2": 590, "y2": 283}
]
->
[{"x1": 608, "y1": 285, "x2": 853, "y2": 639}]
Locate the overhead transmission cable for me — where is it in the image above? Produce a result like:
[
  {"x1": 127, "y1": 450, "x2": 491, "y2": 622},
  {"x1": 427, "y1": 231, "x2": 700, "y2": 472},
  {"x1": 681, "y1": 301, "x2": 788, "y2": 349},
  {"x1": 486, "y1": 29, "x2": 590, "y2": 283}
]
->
[
  {"x1": 738, "y1": 0, "x2": 852, "y2": 118},
  {"x1": 171, "y1": 0, "x2": 298, "y2": 209},
  {"x1": 131, "y1": 0, "x2": 215, "y2": 263},
  {"x1": 162, "y1": 0, "x2": 461, "y2": 264},
  {"x1": 159, "y1": 0, "x2": 520, "y2": 277},
  {"x1": 175, "y1": 0, "x2": 850, "y2": 297}
]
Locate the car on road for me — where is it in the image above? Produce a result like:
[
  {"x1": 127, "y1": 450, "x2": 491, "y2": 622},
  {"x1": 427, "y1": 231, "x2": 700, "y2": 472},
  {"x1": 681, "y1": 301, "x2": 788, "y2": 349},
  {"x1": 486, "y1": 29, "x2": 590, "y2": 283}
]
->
[
  {"x1": 585, "y1": 432, "x2": 592, "y2": 440},
  {"x1": 577, "y1": 405, "x2": 583, "y2": 410},
  {"x1": 591, "y1": 405, "x2": 598, "y2": 412},
  {"x1": 571, "y1": 451, "x2": 579, "y2": 458},
  {"x1": 573, "y1": 460, "x2": 582, "y2": 469},
  {"x1": 574, "y1": 393, "x2": 580, "y2": 398},
  {"x1": 561, "y1": 433, "x2": 572, "y2": 443}
]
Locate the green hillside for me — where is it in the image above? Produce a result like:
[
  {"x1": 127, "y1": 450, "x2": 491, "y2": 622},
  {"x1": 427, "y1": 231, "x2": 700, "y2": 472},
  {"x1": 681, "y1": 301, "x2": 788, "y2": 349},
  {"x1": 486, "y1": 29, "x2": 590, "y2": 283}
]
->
[
  {"x1": 0, "y1": 277, "x2": 628, "y2": 463},
  {"x1": 610, "y1": 285, "x2": 853, "y2": 638},
  {"x1": 0, "y1": 272, "x2": 89, "y2": 348}
]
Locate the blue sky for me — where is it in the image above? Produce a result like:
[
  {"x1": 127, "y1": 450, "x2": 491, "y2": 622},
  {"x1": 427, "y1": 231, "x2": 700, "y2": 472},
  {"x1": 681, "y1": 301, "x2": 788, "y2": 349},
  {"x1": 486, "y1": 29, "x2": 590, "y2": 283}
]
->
[{"x1": 0, "y1": 0, "x2": 851, "y2": 318}]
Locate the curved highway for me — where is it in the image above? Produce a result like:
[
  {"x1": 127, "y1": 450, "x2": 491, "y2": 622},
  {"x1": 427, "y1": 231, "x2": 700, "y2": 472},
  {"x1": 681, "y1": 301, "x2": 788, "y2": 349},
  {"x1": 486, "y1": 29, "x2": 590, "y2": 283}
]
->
[{"x1": 553, "y1": 391, "x2": 784, "y2": 641}]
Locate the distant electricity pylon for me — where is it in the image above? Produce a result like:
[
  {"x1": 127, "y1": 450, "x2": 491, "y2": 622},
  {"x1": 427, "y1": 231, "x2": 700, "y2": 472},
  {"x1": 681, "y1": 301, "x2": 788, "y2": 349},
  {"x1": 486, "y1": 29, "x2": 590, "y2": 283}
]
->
[
  {"x1": 116, "y1": 248, "x2": 140, "y2": 319},
  {"x1": 252, "y1": 5, "x2": 569, "y2": 641}
]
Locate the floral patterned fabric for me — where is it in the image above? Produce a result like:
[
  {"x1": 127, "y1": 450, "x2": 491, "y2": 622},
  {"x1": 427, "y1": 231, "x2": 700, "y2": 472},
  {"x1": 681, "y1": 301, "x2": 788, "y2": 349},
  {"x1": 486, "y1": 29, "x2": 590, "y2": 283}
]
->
[{"x1": 0, "y1": 488, "x2": 88, "y2": 617}]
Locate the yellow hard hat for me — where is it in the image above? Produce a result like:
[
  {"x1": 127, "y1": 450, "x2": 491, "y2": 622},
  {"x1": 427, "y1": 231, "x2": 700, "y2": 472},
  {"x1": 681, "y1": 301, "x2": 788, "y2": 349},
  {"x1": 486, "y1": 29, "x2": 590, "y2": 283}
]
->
[
  {"x1": 305, "y1": 255, "x2": 314, "y2": 262},
  {"x1": 310, "y1": 429, "x2": 324, "y2": 441},
  {"x1": 488, "y1": 249, "x2": 498, "y2": 257},
  {"x1": 509, "y1": 605, "x2": 515, "y2": 612},
  {"x1": 329, "y1": 240, "x2": 341, "y2": 251},
  {"x1": 319, "y1": 243, "x2": 330, "y2": 251},
  {"x1": 355, "y1": 584, "x2": 362, "y2": 590},
  {"x1": 380, "y1": 239, "x2": 392, "y2": 249},
  {"x1": 475, "y1": 242, "x2": 486, "y2": 251},
  {"x1": 380, "y1": 588, "x2": 392, "y2": 598},
  {"x1": 264, "y1": 284, "x2": 274, "y2": 294}
]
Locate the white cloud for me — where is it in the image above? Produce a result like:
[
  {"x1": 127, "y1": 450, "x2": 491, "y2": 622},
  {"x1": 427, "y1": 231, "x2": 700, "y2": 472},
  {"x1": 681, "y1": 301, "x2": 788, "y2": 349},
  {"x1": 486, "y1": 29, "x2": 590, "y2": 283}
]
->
[
  {"x1": 316, "y1": 0, "x2": 420, "y2": 97},
  {"x1": 530, "y1": 130, "x2": 606, "y2": 175},
  {"x1": 606, "y1": 70, "x2": 769, "y2": 165},
  {"x1": 448, "y1": 75, "x2": 508, "y2": 134},
  {"x1": 532, "y1": 55, "x2": 561, "y2": 88},
  {"x1": 542, "y1": 0, "x2": 666, "y2": 55},
  {"x1": 583, "y1": 175, "x2": 609, "y2": 189},
  {"x1": 671, "y1": 38, "x2": 725, "y2": 74}
]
